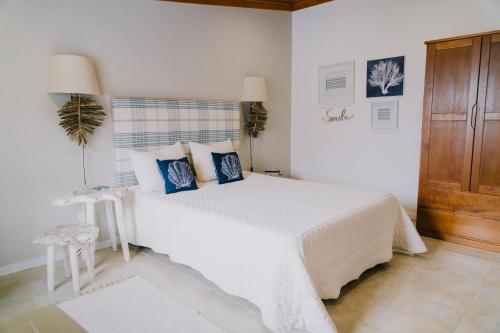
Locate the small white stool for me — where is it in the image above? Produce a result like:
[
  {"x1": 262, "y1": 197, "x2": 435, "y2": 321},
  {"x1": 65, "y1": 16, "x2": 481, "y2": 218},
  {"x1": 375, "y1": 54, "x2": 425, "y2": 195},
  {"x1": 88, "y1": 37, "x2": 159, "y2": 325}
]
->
[{"x1": 33, "y1": 224, "x2": 99, "y2": 293}]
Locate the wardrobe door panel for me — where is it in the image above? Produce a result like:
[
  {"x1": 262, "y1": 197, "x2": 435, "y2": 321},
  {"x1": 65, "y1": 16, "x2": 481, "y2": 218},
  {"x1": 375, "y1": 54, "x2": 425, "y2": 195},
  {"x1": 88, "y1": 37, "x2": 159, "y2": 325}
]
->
[
  {"x1": 432, "y1": 43, "x2": 473, "y2": 115},
  {"x1": 472, "y1": 34, "x2": 500, "y2": 196},
  {"x1": 427, "y1": 121, "x2": 466, "y2": 190},
  {"x1": 424, "y1": 37, "x2": 481, "y2": 190}
]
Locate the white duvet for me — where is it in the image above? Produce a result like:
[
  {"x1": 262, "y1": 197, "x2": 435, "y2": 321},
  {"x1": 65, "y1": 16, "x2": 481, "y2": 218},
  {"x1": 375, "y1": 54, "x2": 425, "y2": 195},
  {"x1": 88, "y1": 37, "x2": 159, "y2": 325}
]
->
[{"x1": 122, "y1": 173, "x2": 426, "y2": 333}]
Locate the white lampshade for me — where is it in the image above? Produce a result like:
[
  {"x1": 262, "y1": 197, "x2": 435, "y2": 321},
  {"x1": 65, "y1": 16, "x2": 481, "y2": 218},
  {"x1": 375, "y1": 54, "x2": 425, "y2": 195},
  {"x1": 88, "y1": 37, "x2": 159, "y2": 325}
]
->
[
  {"x1": 48, "y1": 54, "x2": 101, "y2": 95},
  {"x1": 241, "y1": 76, "x2": 268, "y2": 102}
]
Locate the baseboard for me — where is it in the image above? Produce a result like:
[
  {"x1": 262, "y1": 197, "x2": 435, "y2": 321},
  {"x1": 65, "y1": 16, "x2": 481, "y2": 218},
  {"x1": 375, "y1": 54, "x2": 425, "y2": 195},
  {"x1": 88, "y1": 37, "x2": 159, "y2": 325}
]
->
[{"x1": 0, "y1": 239, "x2": 116, "y2": 277}]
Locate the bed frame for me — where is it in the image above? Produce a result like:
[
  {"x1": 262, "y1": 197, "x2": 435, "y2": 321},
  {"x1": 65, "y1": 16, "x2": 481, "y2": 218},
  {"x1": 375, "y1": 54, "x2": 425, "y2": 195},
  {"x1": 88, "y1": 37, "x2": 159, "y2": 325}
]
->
[{"x1": 111, "y1": 97, "x2": 241, "y2": 187}]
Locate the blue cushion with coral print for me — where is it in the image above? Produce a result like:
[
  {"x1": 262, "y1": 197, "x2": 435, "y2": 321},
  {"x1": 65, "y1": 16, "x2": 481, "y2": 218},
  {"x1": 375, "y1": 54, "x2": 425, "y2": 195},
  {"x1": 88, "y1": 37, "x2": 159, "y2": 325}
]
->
[
  {"x1": 211, "y1": 152, "x2": 244, "y2": 185},
  {"x1": 156, "y1": 157, "x2": 198, "y2": 194}
]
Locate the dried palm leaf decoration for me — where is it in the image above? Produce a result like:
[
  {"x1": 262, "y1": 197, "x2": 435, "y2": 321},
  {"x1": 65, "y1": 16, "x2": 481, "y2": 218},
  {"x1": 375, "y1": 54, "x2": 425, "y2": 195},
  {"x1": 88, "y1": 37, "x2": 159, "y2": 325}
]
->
[
  {"x1": 58, "y1": 95, "x2": 106, "y2": 146},
  {"x1": 247, "y1": 102, "x2": 268, "y2": 138}
]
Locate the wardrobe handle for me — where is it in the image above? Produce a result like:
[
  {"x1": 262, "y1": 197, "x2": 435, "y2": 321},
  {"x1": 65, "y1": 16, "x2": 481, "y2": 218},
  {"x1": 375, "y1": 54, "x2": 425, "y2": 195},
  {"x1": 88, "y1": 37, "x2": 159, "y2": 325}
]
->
[{"x1": 471, "y1": 103, "x2": 477, "y2": 129}]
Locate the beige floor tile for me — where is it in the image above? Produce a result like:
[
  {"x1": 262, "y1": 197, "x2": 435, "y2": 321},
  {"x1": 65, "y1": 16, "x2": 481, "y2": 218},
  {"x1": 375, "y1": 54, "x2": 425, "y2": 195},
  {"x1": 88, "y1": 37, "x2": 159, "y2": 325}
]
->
[
  {"x1": 454, "y1": 312, "x2": 500, "y2": 333},
  {"x1": 362, "y1": 288, "x2": 462, "y2": 333},
  {"x1": 0, "y1": 299, "x2": 38, "y2": 321},
  {"x1": 326, "y1": 301, "x2": 386, "y2": 333},
  {"x1": 338, "y1": 276, "x2": 391, "y2": 313},
  {"x1": 467, "y1": 286, "x2": 500, "y2": 322},
  {"x1": 418, "y1": 250, "x2": 492, "y2": 283},
  {"x1": 483, "y1": 263, "x2": 500, "y2": 291},
  {"x1": 0, "y1": 277, "x2": 22, "y2": 300},
  {"x1": 422, "y1": 237, "x2": 500, "y2": 264},
  {"x1": 396, "y1": 266, "x2": 479, "y2": 311}
]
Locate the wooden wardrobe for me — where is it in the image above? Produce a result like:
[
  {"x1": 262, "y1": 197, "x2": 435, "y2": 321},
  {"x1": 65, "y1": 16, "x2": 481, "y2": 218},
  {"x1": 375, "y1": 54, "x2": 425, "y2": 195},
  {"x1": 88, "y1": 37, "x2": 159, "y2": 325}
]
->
[{"x1": 417, "y1": 30, "x2": 500, "y2": 252}]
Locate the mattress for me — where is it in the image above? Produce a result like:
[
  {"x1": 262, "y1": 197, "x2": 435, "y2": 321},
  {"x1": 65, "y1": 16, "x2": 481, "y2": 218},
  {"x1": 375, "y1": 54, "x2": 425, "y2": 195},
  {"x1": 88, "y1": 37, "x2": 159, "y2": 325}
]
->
[{"x1": 122, "y1": 172, "x2": 426, "y2": 333}]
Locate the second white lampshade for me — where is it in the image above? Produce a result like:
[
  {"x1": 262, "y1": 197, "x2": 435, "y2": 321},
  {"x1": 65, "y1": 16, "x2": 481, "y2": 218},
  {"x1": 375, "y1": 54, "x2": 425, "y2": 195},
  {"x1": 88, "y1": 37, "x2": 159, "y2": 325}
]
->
[
  {"x1": 241, "y1": 76, "x2": 268, "y2": 102},
  {"x1": 48, "y1": 54, "x2": 101, "y2": 95}
]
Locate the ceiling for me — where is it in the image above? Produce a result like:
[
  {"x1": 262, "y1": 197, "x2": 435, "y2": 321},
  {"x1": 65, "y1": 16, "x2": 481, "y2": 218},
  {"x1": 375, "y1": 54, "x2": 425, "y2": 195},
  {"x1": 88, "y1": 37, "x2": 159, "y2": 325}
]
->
[{"x1": 159, "y1": 0, "x2": 332, "y2": 11}]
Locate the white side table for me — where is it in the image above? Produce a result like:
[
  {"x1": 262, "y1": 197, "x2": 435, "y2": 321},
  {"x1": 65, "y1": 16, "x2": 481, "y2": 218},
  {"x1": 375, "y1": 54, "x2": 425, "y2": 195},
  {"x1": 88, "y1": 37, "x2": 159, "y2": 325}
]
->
[{"x1": 52, "y1": 187, "x2": 130, "y2": 262}]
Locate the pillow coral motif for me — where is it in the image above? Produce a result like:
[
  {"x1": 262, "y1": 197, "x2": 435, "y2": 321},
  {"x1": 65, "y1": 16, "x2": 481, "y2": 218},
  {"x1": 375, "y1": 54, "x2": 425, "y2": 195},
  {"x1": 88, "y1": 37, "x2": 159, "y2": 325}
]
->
[
  {"x1": 221, "y1": 154, "x2": 242, "y2": 180},
  {"x1": 167, "y1": 160, "x2": 195, "y2": 189}
]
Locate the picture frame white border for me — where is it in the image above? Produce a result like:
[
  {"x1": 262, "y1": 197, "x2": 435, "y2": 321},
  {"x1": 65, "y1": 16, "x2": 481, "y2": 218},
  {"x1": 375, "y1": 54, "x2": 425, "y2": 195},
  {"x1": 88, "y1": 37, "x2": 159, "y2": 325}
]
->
[
  {"x1": 371, "y1": 100, "x2": 398, "y2": 129},
  {"x1": 319, "y1": 61, "x2": 354, "y2": 106}
]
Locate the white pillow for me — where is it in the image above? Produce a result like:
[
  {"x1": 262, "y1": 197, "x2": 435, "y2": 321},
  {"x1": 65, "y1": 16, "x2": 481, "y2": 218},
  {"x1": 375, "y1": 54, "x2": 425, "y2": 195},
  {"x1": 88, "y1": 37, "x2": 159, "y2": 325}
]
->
[
  {"x1": 128, "y1": 141, "x2": 185, "y2": 192},
  {"x1": 189, "y1": 139, "x2": 234, "y2": 182}
]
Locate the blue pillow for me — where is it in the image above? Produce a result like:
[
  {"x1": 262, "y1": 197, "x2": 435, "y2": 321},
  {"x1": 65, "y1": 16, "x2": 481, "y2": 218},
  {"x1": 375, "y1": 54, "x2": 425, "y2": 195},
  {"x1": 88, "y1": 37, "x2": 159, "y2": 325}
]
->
[
  {"x1": 211, "y1": 152, "x2": 244, "y2": 184},
  {"x1": 156, "y1": 157, "x2": 198, "y2": 194}
]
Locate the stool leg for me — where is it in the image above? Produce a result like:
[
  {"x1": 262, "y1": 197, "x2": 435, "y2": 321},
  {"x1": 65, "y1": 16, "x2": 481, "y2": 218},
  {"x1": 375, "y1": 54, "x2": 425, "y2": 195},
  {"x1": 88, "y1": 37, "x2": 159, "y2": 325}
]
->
[
  {"x1": 63, "y1": 246, "x2": 71, "y2": 278},
  {"x1": 113, "y1": 198, "x2": 130, "y2": 262},
  {"x1": 105, "y1": 201, "x2": 117, "y2": 251},
  {"x1": 84, "y1": 244, "x2": 95, "y2": 279},
  {"x1": 47, "y1": 245, "x2": 55, "y2": 292},
  {"x1": 68, "y1": 245, "x2": 80, "y2": 293}
]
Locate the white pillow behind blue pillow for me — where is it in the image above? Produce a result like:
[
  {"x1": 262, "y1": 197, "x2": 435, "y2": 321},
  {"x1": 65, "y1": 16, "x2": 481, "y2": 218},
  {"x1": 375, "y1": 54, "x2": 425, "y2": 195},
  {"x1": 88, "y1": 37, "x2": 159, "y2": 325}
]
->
[
  {"x1": 189, "y1": 139, "x2": 234, "y2": 182},
  {"x1": 128, "y1": 141, "x2": 185, "y2": 192}
]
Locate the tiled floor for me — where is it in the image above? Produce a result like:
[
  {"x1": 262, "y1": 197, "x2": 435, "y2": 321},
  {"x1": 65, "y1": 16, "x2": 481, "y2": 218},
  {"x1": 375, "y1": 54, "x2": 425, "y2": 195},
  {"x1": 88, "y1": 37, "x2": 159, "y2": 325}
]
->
[{"x1": 0, "y1": 237, "x2": 499, "y2": 333}]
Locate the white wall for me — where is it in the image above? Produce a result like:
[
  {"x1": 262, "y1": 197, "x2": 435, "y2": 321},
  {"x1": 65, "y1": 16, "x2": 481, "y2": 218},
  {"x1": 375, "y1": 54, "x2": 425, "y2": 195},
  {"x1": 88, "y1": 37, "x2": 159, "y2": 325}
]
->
[
  {"x1": 291, "y1": 0, "x2": 500, "y2": 208},
  {"x1": 0, "y1": 0, "x2": 291, "y2": 269}
]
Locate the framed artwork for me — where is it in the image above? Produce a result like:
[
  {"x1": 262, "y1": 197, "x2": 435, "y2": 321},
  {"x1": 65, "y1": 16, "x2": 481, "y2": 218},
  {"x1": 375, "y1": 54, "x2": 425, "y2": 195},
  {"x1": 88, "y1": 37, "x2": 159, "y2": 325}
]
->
[
  {"x1": 319, "y1": 61, "x2": 354, "y2": 105},
  {"x1": 371, "y1": 100, "x2": 398, "y2": 129},
  {"x1": 366, "y1": 56, "x2": 405, "y2": 98}
]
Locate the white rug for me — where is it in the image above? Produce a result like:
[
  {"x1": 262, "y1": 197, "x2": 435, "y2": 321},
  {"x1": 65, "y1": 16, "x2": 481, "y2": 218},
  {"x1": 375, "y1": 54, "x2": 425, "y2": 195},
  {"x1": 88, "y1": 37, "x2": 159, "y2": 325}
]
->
[{"x1": 57, "y1": 276, "x2": 227, "y2": 333}]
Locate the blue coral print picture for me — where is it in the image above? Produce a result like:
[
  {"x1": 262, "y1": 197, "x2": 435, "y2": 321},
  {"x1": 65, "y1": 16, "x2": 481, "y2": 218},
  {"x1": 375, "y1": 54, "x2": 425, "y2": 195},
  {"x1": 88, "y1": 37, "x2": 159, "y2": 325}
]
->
[{"x1": 366, "y1": 56, "x2": 405, "y2": 98}]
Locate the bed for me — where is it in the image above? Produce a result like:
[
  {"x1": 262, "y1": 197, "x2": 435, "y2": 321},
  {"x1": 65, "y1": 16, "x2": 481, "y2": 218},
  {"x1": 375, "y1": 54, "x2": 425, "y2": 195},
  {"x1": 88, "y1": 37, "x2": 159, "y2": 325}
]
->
[{"x1": 112, "y1": 97, "x2": 427, "y2": 333}]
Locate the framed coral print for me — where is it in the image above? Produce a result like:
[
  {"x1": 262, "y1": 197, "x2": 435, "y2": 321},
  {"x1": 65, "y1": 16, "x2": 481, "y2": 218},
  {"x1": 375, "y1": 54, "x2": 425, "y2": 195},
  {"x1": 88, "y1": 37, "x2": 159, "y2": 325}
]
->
[
  {"x1": 366, "y1": 56, "x2": 405, "y2": 98},
  {"x1": 319, "y1": 61, "x2": 354, "y2": 105}
]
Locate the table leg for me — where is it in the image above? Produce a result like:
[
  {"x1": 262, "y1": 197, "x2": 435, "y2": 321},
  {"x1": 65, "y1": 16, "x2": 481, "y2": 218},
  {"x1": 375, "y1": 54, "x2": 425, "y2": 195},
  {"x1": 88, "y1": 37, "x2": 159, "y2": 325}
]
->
[
  {"x1": 68, "y1": 245, "x2": 80, "y2": 293},
  {"x1": 105, "y1": 201, "x2": 117, "y2": 251},
  {"x1": 47, "y1": 245, "x2": 55, "y2": 292},
  {"x1": 77, "y1": 203, "x2": 86, "y2": 224},
  {"x1": 113, "y1": 198, "x2": 130, "y2": 262},
  {"x1": 85, "y1": 202, "x2": 97, "y2": 260},
  {"x1": 86, "y1": 203, "x2": 96, "y2": 225},
  {"x1": 63, "y1": 246, "x2": 71, "y2": 278}
]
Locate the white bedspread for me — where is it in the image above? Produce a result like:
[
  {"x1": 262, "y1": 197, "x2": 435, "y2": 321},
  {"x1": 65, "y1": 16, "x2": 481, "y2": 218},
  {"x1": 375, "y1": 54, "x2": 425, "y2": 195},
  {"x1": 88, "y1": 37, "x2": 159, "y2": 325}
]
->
[{"x1": 122, "y1": 173, "x2": 426, "y2": 333}]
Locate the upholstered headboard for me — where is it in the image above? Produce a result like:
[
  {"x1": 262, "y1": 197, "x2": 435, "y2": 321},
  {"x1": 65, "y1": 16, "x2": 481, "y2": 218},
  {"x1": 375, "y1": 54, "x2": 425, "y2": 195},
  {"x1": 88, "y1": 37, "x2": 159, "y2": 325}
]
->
[{"x1": 112, "y1": 97, "x2": 241, "y2": 187}]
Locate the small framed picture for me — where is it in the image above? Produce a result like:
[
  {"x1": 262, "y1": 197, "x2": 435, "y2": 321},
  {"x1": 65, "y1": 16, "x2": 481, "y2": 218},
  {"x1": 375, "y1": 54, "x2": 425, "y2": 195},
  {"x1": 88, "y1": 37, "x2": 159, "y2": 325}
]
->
[
  {"x1": 366, "y1": 56, "x2": 405, "y2": 98},
  {"x1": 319, "y1": 61, "x2": 354, "y2": 105},
  {"x1": 371, "y1": 100, "x2": 398, "y2": 129}
]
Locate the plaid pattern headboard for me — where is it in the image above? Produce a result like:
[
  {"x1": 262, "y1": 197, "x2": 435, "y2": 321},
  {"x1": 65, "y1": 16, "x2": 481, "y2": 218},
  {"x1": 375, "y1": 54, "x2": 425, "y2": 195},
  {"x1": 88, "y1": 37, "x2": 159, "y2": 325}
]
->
[{"x1": 112, "y1": 97, "x2": 241, "y2": 187}]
